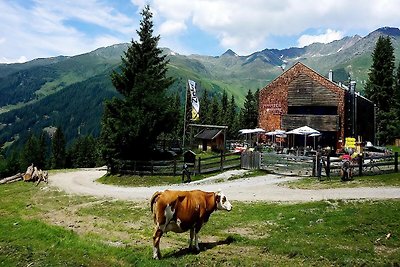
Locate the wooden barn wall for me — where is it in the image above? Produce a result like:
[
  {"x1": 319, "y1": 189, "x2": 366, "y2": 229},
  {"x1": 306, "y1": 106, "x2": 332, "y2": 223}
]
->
[
  {"x1": 259, "y1": 62, "x2": 347, "y2": 147},
  {"x1": 282, "y1": 114, "x2": 339, "y2": 131},
  {"x1": 288, "y1": 74, "x2": 338, "y2": 106}
]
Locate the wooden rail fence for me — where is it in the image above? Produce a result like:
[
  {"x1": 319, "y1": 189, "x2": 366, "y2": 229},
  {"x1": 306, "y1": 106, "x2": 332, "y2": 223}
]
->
[
  {"x1": 241, "y1": 151, "x2": 399, "y2": 178},
  {"x1": 111, "y1": 152, "x2": 241, "y2": 176}
]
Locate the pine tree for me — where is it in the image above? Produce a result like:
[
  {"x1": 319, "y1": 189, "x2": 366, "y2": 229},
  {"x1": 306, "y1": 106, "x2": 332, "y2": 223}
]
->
[
  {"x1": 210, "y1": 96, "x2": 221, "y2": 125},
  {"x1": 220, "y1": 90, "x2": 229, "y2": 125},
  {"x1": 100, "y1": 5, "x2": 176, "y2": 166},
  {"x1": 20, "y1": 134, "x2": 45, "y2": 169},
  {"x1": 200, "y1": 89, "x2": 211, "y2": 124},
  {"x1": 254, "y1": 88, "x2": 260, "y2": 113},
  {"x1": 365, "y1": 36, "x2": 395, "y2": 111},
  {"x1": 37, "y1": 132, "x2": 48, "y2": 169},
  {"x1": 241, "y1": 90, "x2": 258, "y2": 129},
  {"x1": 226, "y1": 95, "x2": 240, "y2": 139},
  {"x1": 393, "y1": 62, "x2": 400, "y2": 138},
  {"x1": 51, "y1": 127, "x2": 66, "y2": 169},
  {"x1": 170, "y1": 92, "x2": 183, "y2": 139},
  {"x1": 365, "y1": 36, "x2": 396, "y2": 144}
]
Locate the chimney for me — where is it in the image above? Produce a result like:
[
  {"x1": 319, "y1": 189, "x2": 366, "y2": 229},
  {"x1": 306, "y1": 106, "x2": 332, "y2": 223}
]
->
[
  {"x1": 328, "y1": 69, "x2": 333, "y2": 81},
  {"x1": 350, "y1": 81, "x2": 356, "y2": 94}
]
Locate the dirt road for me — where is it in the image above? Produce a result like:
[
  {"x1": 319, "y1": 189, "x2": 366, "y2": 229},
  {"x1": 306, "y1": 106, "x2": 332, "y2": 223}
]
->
[{"x1": 49, "y1": 168, "x2": 400, "y2": 202}]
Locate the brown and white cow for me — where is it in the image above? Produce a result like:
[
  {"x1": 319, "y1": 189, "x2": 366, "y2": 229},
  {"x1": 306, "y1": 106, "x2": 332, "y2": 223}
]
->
[{"x1": 150, "y1": 189, "x2": 232, "y2": 259}]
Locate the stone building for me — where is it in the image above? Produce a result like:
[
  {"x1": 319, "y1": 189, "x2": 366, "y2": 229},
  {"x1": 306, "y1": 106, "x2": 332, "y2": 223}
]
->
[{"x1": 258, "y1": 62, "x2": 375, "y2": 151}]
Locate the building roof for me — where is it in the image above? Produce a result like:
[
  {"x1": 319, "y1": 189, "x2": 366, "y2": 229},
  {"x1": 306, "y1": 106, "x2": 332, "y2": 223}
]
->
[
  {"x1": 262, "y1": 62, "x2": 373, "y2": 103},
  {"x1": 194, "y1": 129, "x2": 223, "y2": 140}
]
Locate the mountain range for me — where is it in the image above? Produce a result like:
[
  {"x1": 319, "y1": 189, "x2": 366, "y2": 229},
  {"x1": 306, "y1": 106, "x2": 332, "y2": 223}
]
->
[{"x1": 1, "y1": 26, "x2": 400, "y2": 149}]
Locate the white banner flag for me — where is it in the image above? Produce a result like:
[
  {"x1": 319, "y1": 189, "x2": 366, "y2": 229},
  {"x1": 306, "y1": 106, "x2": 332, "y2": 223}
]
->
[{"x1": 188, "y1": 79, "x2": 200, "y2": 121}]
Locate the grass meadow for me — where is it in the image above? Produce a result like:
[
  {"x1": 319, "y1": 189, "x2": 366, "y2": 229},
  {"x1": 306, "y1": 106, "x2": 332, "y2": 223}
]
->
[{"x1": 1, "y1": 174, "x2": 400, "y2": 266}]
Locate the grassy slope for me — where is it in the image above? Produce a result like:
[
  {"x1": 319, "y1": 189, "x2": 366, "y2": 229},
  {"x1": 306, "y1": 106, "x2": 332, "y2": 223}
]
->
[{"x1": 1, "y1": 179, "x2": 400, "y2": 266}]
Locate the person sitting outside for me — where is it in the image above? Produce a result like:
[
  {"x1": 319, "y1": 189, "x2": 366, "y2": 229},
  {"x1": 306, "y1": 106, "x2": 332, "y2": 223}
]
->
[{"x1": 182, "y1": 163, "x2": 191, "y2": 183}]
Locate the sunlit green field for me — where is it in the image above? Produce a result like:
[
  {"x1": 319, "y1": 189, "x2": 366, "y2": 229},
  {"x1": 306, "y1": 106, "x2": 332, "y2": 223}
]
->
[{"x1": 1, "y1": 179, "x2": 399, "y2": 266}]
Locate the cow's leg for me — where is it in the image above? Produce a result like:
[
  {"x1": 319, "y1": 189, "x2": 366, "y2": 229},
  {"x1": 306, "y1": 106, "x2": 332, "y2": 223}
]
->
[
  {"x1": 189, "y1": 228, "x2": 195, "y2": 249},
  {"x1": 194, "y1": 227, "x2": 201, "y2": 252},
  {"x1": 152, "y1": 226, "x2": 163, "y2": 259}
]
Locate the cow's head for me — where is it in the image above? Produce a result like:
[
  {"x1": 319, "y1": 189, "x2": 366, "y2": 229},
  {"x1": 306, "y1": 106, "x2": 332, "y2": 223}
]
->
[{"x1": 215, "y1": 190, "x2": 232, "y2": 211}]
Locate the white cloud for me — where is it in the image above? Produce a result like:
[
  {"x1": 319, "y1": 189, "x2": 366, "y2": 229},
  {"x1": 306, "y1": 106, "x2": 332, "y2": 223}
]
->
[
  {"x1": 297, "y1": 29, "x2": 344, "y2": 47},
  {"x1": 0, "y1": 0, "x2": 138, "y2": 63},
  {"x1": 159, "y1": 20, "x2": 187, "y2": 36},
  {"x1": 3, "y1": 0, "x2": 400, "y2": 62},
  {"x1": 148, "y1": 0, "x2": 400, "y2": 55},
  {"x1": 0, "y1": 56, "x2": 28, "y2": 64}
]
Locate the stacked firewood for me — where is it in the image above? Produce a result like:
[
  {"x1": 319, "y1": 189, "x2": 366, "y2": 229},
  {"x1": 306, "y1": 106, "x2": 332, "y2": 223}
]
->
[{"x1": 0, "y1": 163, "x2": 48, "y2": 186}]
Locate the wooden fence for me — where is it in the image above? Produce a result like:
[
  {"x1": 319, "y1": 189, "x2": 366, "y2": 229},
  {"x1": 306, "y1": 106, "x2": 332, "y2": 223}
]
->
[
  {"x1": 111, "y1": 152, "x2": 241, "y2": 176},
  {"x1": 195, "y1": 152, "x2": 241, "y2": 174},
  {"x1": 316, "y1": 152, "x2": 399, "y2": 179},
  {"x1": 112, "y1": 159, "x2": 180, "y2": 176},
  {"x1": 259, "y1": 152, "x2": 314, "y2": 176},
  {"x1": 242, "y1": 151, "x2": 399, "y2": 178},
  {"x1": 241, "y1": 151, "x2": 261, "y2": 170}
]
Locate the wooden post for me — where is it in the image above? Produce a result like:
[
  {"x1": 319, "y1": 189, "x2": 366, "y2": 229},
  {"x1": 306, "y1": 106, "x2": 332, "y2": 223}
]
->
[
  {"x1": 358, "y1": 155, "x2": 363, "y2": 176},
  {"x1": 326, "y1": 156, "x2": 330, "y2": 178},
  {"x1": 220, "y1": 151, "x2": 224, "y2": 171},
  {"x1": 198, "y1": 157, "x2": 201, "y2": 174},
  {"x1": 312, "y1": 155, "x2": 316, "y2": 177},
  {"x1": 151, "y1": 161, "x2": 154, "y2": 175},
  {"x1": 173, "y1": 160, "x2": 177, "y2": 176},
  {"x1": 395, "y1": 152, "x2": 399, "y2": 172}
]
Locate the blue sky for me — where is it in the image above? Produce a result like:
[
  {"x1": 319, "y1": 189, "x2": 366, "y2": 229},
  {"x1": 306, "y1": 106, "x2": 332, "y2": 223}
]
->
[{"x1": 1, "y1": 0, "x2": 400, "y2": 63}]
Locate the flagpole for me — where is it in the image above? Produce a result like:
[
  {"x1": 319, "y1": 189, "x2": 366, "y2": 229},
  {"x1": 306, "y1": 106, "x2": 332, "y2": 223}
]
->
[{"x1": 182, "y1": 80, "x2": 188, "y2": 149}]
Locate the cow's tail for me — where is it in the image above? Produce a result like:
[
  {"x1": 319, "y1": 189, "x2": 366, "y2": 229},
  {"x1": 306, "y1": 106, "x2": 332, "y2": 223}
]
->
[{"x1": 150, "y1": 191, "x2": 162, "y2": 213}]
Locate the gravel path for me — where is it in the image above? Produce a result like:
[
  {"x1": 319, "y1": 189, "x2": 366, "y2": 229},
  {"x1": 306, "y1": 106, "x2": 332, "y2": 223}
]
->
[{"x1": 48, "y1": 168, "x2": 400, "y2": 202}]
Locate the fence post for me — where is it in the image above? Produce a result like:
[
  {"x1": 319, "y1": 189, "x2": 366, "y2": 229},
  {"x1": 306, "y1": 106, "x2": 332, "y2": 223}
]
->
[
  {"x1": 395, "y1": 152, "x2": 399, "y2": 172},
  {"x1": 198, "y1": 157, "x2": 201, "y2": 174},
  {"x1": 326, "y1": 156, "x2": 330, "y2": 178},
  {"x1": 312, "y1": 155, "x2": 316, "y2": 177},
  {"x1": 358, "y1": 155, "x2": 363, "y2": 176},
  {"x1": 173, "y1": 160, "x2": 177, "y2": 176},
  {"x1": 151, "y1": 160, "x2": 154, "y2": 175},
  {"x1": 220, "y1": 151, "x2": 224, "y2": 171}
]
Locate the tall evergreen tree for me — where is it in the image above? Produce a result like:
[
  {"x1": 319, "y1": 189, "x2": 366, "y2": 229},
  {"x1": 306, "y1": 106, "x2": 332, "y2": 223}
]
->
[
  {"x1": 226, "y1": 95, "x2": 240, "y2": 139},
  {"x1": 51, "y1": 127, "x2": 66, "y2": 169},
  {"x1": 241, "y1": 90, "x2": 258, "y2": 129},
  {"x1": 254, "y1": 88, "x2": 260, "y2": 113},
  {"x1": 210, "y1": 95, "x2": 221, "y2": 125},
  {"x1": 37, "y1": 132, "x2": 48, "y2": 169},
  {"x1": 20, "y1": 134, "x2": 46, "y2": 169},
  {"x1": 393, "y1": 62, "x2": 400, "y2": 138},
  {"x1": 365, "y1": 36, "x2": 395, "y2": 111},
  {"x1": 199, "y1": 89, "x2": 211, "y2": 124},
  {"x1": 220, "y1": 90, "x2": 229, "y2": 125},
  {"x1": 365, "y1": 36, "x2": 396, "y2": 144},
  {"x1": 169, "y1": 92, "x2": 183, "y2": 139},
  {"x1": 67, "y1": 135, "x2": 97, "y2": 168},
  {"x1": 0, "y1": 148, "x2": 7, "y2": 178},
  {"x1": 6, "y1": 150, "x2": 21, "y2": 176},
  {"x1": 100, "y1": 5, "x2": 176, "y2": 166}
]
